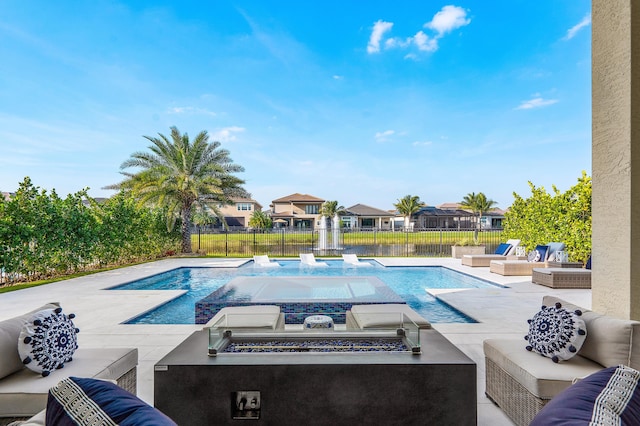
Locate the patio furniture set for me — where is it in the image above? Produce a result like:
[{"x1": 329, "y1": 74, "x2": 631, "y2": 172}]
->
[
  {"x1": 484, "y1": 295, "x2": 640, "y2": 425},
  {"x1": 461, "y1": 239, "x2": 592, "y2": 289},
  {"x1": 0, "y1": 303, "x2": 154, "y2": 426}
]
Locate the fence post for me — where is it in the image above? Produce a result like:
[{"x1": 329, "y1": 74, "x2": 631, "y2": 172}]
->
[
  {"x1": 439, "y1": 229, "x2": 443, "y2": 255},
  {"x1": 281, "y1": 229, "x2": 285, "y2": 256},
  {"x1": 405, "y1": 230, "x2": 409, "y2": 257},
  {"x1": 253, "y1": 230, "x2": 256, "y2": 255},
  {"x1": 225, "y1": 230, "x2": 228, "y2": 257},
  {"x1": 198, "y1": 227, "x2": 201, "y2": 252}
]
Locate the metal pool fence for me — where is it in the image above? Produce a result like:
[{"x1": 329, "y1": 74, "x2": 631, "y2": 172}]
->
[{"x1": 193, "y1": 228, "x2": 505, "y2": 257}]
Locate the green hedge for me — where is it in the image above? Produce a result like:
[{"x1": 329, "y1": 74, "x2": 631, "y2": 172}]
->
[{"x1": 0, "y1": 178, "x2": 179, "y2": 284}]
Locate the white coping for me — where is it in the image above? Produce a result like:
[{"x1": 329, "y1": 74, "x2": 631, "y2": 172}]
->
[{"x1": 0, "y1": 256, "x2": 592, "y2": 425}]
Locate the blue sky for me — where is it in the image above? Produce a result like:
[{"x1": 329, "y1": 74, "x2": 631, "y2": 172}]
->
[{"x1": 0, "y1": 1, "x2": 591, "y2": 210}]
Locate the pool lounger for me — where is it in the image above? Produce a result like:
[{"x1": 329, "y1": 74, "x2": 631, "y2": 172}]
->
[
  {"x1": 203, "y1": 305, "x2": 285, "y2": 330},
  {"x1": 345, "y1": 304, "x2": 432, "y2": 330},
  {"x1": 253, "y1": 255, "x2": 281, "y2": 267},
  {"x1": 299, "y1": 253, "x2": 328, "y2": 267},
  {"x1": 342, "y1": 254, "x2": 373, "y2": 267}
]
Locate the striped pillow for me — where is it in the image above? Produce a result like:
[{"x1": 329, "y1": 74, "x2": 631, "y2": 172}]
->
[
  {"x1": 530, "y1": 365, "x2": 640, "y2": 425},
  {"x1": 46, "y1": 377, "x2": 176, "y2": 426}
]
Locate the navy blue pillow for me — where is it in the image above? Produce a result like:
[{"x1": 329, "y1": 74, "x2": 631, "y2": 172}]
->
[
  {"x1": 586, "y1": 256, "x2": 592, "y2": 270},
  {"x1": 494, "y1": 243, "x2": 512, "y2": 255},
  {"x1": 530, "y1": 365, "x2": 640, "y2": 426},
  {"x1": 46, "y1": 377, "x2": 176, "y2": 426},
  {"x1": 528, "y1": 245, "x2": 549, "y2": 262}
]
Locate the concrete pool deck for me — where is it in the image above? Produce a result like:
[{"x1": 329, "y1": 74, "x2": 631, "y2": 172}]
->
[{"x1": 0, "y1": 257, "x2": 592, "y2": 425}]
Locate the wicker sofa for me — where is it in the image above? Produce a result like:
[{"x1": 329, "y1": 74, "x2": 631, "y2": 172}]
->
[
  {"x1": 0, "y1": 303, "x2": 138, "y2": 423},
  {"x1": 489, "y1": 242, "x2": 565, "y2": 276},
  {"x1": 483, "y1": 295, "x2": 640, "y2": 426},
  {"x1": 461, "y1": 239, "x2": 521, "y2": 267}
]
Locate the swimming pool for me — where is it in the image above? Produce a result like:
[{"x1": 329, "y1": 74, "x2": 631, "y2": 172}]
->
[{"x1": 112, "y1": 260, "x2": 499, "y2": 324}]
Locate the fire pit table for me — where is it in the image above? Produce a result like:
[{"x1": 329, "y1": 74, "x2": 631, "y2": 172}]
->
[{"x1": 154, "y1": 318, "x2": 476, "y2": 425}]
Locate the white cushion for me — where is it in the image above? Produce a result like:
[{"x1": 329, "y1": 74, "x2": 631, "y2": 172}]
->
[
  {"x1": 0, "y1": 347, "x2": 138, "y2": 417},
  {"x1": 204, "y1": 305, "x2": 282, "y2": 329},
  {"x1": 350, "y1": 304, "x2": 431, "y2": 329},
  {"x1": 484, "y1": 338, "x2": 602, "y2": 399}
]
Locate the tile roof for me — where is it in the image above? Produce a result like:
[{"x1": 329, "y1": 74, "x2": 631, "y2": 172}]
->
[
  {"x1": 271, "y1": 193, "x2": 325, "y2": 203},
  {"x1": 346, "y1": 204, "x2": 395, "y2": 216}
]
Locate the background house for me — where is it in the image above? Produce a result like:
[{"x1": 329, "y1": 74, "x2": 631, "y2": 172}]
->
[
  {"x1": 341, "y1": 204, "x2": 396, "y2": 230},
  {"x1": 269, "y1": 193, "x2": 325, "y2": 229},
  {"x1": 215, "y1": 197, "x2": 263, "y2": 229}
]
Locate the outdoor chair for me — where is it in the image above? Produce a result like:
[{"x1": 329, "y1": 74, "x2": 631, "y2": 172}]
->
[
  {"x1": 461, "y1": 239, "x2": 521, "y2": 267},
  {"x1": 252, "y1": 255, "x2": 281, "y2": 267},
  {"x1": 342, "y1": 254, "x2": 372, "y2": 267},
  {"x1": 299, "y1": 253, "x2": 328, "y2": 267},
  {"x1": 532, "y1": 256, "x2": 592, "y2": 288}
]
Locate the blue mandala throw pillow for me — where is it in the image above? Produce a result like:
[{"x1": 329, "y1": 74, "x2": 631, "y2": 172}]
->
[
  {"x1": 18, "y1": 307, "x2": 79, "y2": 377},
  {"x1": 525, "y1": 302, "x2": 587, "y2": 363}
]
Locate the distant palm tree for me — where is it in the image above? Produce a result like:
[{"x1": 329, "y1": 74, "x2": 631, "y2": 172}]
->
[
  {"x1": 393, "y1": 195, "x2": 424, "y2": 230},
  {"x1": 105, "y1": 126, "x2": 248, "y2": 253},
  {"x1": 319, "y1": 201, "x2": 345, "y2": 219},
  {"x1": 248, "y1": 210, "x2": 272, "y2": 230},
  {"x1": 460, "y1": 192, "x2": 498, "y2": 240}
]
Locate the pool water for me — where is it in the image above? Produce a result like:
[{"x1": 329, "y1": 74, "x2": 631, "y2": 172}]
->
[{"x1": 113, "y1": 260, "x2": 499, "y2": 324}]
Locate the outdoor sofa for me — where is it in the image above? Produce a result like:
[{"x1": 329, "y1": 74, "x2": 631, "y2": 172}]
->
[
  {"x1": 483, "y1": 295, "x2": 640, "y2": 425},
  {"x1": 0, "y1": 303, "x2": 138, "y2": 422},
  {"x1": 531, "y1": 256, "x2": 592, "y2": 289},
  {"x1": 489, "y1": 242, "x2": 565, "y2": 276},
  {"x1": 461, "y1": 239, "x2": 521, "y2": 267}
]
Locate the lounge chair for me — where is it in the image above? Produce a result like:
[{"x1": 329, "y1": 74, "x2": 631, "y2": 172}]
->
[
  {"x1": 345, "y1": 304, "x2": 431, "y2": 330},
  {"x1": 203, "y1": 305, "x2": 285, "y2": 330},
  {"x1": 342, "y1": 254, "x2": 372, "y2": 267},
  {"x1": 299, "y1": 253, "x2": 328, "y2": 267},
  {"x1": 252, "y1": 255, "x2": 280, "y2": 267},
  {"x1": 489, "y1": 242, "x2": 565, "y2": 276},
  {"x1": 461, "y1": 239, "x2": 521, "y2": 267},
  {"x1": 532, "y1": 256, "x2": 592, "y2": 289}
]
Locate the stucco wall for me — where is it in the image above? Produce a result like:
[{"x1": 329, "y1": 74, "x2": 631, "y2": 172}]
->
[{"x1": 592, "y1": 0, "x2": 640, "y2": 319}]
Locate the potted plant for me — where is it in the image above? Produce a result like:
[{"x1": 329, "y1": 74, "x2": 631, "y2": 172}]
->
[{"x1": 451, "y1": 238, "x2": 486, "y2": 258}]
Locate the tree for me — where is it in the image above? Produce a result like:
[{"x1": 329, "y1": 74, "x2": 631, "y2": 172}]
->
[
  {"x1": 502, "y1": 171, "x2": 591, "y2": 263},
  {"x1": 248, "y1": 210, "x2": 272, "y2": 230},
  {"x1": 106, "y1": 126, "x2": 248, "y2": 253},
  {"x1": 460, "y1": 192, "x2": 498, "y2": 240},
  {"x1": 393, "y1": 195, "x2": 424, "y2": 230},
  {"x1": 319, "y1": 201, "x2": 345, "y2": 219}
]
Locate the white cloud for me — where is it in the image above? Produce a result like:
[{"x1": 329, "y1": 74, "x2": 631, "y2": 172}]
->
[
  {"x1": 367, "y1": 20, "x2": 393, "y2": 54},
  {"x1": 367, "y1": 5, "x2": 470, "y2": 57},
  {"x1": 413, "y1": 31, "x2": 438, "y2": 52},
  {"x1": 425, "y1": 5, "x2": 471, "y2": 36},
  {"x1": 375, "y1": 130, "x2": 395, "y2": 142},
  {"x1": 564, "y1": 13, "x2": 591, "y2": 40},
  {"x1": 412, "y1": 140, "x2": 433, "y2": 147},
  {"x1": 332, "y1": 75, "x2": 344, "y2": 80},
  {"x1": 212, "y1": 126, "x2": 245, "y2": 142},
  {"x1": 515, "y1": 97, "x2": 559, "y2": 110}
]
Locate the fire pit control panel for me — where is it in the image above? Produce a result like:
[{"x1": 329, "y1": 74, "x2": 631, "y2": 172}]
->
[{"x1": 232, "y1": 391, "x2": 261, "y2": 419}]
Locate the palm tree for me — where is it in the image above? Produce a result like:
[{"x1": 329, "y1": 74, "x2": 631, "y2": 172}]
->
[
  {"x1": 248, "y1": 210, "x2": 272, "y2": 230},
  {"x1": 460, "y1": 192, "x2": 498, "y2": 240},
  {"x1": 393, "y1": 195, "x2": 424, "y2": 230},
  {"x1": 105, "y1": 126, "x2": 248, "y2": 253},
  {"x1": 319, "y1": 201, "x2": 345, "y2": 219}
]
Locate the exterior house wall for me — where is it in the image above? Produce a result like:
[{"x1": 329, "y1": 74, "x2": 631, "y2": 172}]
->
[
  {"x1": 592, "y1": 0, "x2": 640, "y2": 319},
  {"x1": 217, "y1": 199, "x2": 263, "y2": 228}
]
